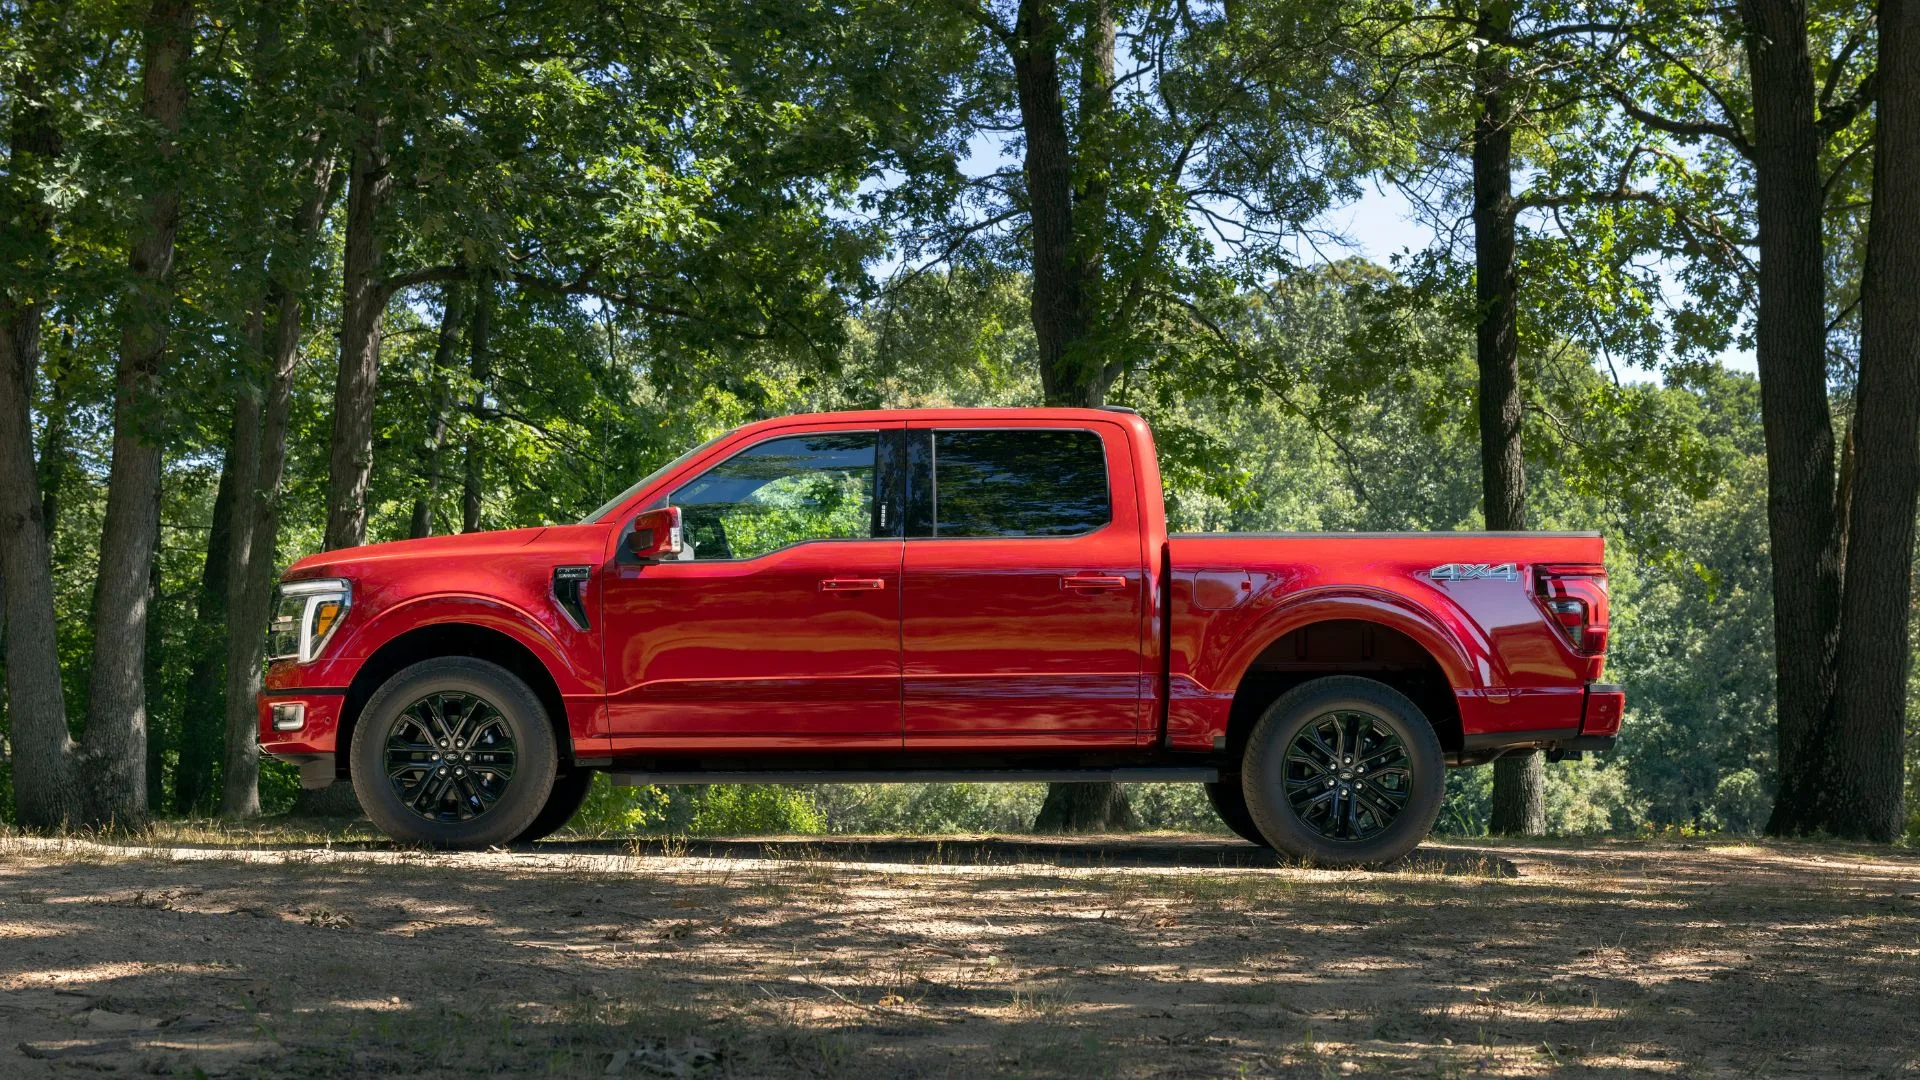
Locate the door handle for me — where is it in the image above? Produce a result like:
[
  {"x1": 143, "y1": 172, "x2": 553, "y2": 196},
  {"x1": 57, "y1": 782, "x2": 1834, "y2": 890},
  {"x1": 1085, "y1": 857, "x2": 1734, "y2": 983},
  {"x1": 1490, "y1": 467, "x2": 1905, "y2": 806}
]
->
[
  {"x1": 1061, "y1": 574, "x2": 1128, "y2": 590},
  {"x1": 821, "y1": 578, "x2": 887, "y2": 591}
]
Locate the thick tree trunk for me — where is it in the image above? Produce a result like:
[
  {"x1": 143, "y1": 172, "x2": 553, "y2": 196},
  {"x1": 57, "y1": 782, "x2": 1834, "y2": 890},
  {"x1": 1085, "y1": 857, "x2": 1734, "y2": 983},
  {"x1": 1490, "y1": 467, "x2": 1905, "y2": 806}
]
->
[
  {"x1": 461, "y1": 278, "x2": 494, "y2": 534},
  {"x1": 1006, "y1": 0, "x2": 1133, "y2": 831},
  {"x1": 143, "y1": 525, "x2": 167, "y2": 811},
  {"x1": 1471, "y1": 0, "x2": 1545, "y2": 837},
  {"x1": 1012, "y1": 0, "x2": 1099, "y2": 408},
  {"x1": 174, "y1": 416, "x2": 241, "y2": 813},
  {"x1": 225, "y1": 148, "x2": 340, "y2": 818},
  {"x1": 1743, "y1": 0, "x2": 1847, "y2": 836},
  {"x1": 412, "y1": 285, "x2": 465, "y2": 538},
  {"x1": 0, "y1": 61, "x2": 81, "y2": 827},
  {"x1": 323, "y1": 28, "x2": 395, "y2": 552},
  {"x1": 1812, "y1": 0, "x2": 1920, "y2": 841},
  {"x1": 78, "y1": 0, "x2": 195, "y2": 826}
]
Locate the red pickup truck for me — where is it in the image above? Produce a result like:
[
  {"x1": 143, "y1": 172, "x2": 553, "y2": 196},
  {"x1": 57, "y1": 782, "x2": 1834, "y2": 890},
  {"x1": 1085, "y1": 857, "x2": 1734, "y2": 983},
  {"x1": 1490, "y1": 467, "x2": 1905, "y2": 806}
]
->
[{"x1": 259, "y1": 407, "x2": 1621, "y2": 865}]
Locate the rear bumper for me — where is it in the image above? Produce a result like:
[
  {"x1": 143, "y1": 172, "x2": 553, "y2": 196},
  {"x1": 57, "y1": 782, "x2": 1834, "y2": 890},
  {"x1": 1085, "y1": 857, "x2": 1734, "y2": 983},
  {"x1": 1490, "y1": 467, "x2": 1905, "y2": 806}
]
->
[{"x1": 1452, "y1": 682, "x2": 1623, "y2": 763}]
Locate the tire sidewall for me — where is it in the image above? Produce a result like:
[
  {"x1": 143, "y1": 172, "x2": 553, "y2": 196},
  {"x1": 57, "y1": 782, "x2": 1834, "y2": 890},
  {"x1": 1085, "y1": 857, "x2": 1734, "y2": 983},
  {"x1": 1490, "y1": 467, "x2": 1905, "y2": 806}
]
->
[
  {"x1": 351, "y1": 657, "x2": 557, "y2": 848},
  {"x1": 1240, "y1": 676, "x2": 1445, "y2": 867}
]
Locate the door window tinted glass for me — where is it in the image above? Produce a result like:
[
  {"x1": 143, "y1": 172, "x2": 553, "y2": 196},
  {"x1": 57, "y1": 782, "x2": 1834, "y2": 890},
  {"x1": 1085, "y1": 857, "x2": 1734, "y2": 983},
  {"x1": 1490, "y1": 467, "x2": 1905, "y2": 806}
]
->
[
  {"x1": 933, "y1": 429, "x2": 1109, "y2": 537},
  {"x1": 670, "y1": 433, "x2": 877, "y2": 559}
]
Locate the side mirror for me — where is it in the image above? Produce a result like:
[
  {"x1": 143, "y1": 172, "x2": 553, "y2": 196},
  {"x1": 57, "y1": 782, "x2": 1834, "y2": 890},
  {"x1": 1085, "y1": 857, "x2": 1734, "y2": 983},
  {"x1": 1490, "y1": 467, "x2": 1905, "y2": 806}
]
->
[{"x1": 626, "y1": 506, "x2": 683, "y2": 562}]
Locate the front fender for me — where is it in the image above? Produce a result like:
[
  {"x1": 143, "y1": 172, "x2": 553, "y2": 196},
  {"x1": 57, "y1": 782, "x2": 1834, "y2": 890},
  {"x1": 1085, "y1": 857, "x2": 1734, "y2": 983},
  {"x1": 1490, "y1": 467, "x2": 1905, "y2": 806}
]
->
[{"x1": 337, "y1": 592, "x2": 598, "y2": 696}]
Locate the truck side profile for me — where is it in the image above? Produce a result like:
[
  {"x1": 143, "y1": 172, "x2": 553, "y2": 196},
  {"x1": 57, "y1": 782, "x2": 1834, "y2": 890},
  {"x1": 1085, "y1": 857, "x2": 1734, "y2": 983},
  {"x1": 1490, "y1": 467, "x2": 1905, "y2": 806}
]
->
[{"x1": 259, "y1": 408, "x2": 1622, "y2": 865}]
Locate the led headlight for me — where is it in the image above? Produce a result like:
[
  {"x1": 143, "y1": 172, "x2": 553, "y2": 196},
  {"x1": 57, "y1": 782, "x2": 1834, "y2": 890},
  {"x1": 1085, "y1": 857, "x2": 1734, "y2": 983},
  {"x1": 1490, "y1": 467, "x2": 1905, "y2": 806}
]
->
[{"x1": 268, "y1": 578, "x2": 352, "y2": 663}]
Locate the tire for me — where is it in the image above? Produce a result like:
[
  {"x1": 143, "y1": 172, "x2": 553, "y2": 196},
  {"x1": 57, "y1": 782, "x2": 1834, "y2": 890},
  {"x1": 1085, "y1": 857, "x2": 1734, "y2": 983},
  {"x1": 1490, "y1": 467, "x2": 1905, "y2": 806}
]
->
[
  {"x1": 350, "y1": 657, "x2": 557, "y2": 848},
  {"x1": 1205, "y1": 776, "x2": 1272, "y2": 848},
  {"x1": 1240, "y1": 676, "x2": 1445, "y2": 868},
  {"x1": 514, "y1": 768, "x2": 594, "y2": 843}
]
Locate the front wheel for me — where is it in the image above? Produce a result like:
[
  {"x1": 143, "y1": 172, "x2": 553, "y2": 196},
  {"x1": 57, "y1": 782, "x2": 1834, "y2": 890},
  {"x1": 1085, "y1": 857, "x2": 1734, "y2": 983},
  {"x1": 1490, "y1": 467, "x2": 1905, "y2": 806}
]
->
[
  {"x1": 1240, "y1": 676, "x2": 1444, "y2": 867},
  {"x1": 351, "y1": 657, "x2": 557, "y2": 848}
]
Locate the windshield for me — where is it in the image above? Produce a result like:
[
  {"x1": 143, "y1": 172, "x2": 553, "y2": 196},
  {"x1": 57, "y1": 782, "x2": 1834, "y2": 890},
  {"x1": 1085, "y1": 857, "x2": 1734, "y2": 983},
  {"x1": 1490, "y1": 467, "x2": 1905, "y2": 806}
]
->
[{"x1": 577, "y1": 432, "x2": 729, "y2": 523}]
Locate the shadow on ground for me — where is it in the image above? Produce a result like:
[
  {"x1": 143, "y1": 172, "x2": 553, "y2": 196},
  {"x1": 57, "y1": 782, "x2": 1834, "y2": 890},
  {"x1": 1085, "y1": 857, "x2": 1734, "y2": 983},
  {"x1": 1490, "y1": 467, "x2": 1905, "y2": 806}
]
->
[{"x1": 1, "y1": 832, "x2": 1916, "y2": 1077}]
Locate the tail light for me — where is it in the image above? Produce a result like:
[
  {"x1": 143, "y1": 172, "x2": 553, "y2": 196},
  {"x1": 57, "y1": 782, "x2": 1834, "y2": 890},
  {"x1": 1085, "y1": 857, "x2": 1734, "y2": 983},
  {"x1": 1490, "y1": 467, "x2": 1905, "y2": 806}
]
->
[{"x1": 1536, "y1": 564, "x2": 1608, "y2": 680}]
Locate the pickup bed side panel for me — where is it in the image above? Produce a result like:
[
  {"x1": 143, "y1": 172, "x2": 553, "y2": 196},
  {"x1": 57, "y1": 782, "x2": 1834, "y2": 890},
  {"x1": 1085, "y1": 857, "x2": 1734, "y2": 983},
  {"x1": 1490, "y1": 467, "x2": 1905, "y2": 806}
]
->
[{"x1": 1165, "y1": 533, "x2": 1606, "y2": 750}]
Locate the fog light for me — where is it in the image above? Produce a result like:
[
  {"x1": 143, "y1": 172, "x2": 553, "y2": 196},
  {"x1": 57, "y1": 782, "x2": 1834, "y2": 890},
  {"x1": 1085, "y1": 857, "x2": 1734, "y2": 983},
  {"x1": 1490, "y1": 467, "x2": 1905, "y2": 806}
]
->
[{"x1": 271, "y1": 702, "x2": 307, "y2": 732}]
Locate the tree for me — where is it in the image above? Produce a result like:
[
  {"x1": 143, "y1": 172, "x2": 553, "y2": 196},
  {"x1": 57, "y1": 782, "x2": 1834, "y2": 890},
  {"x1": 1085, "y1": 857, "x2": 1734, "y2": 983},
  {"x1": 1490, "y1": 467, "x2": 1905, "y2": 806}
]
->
[
  {"x1": 0, "y1": 0, "x2": 195, "y2": 826},
  {"x1": 1814, "y1": 0, "x2": 1917, "y2": 840},
  {"x1": 1585, "y1": 0, "x2": 1881, "y2": 835}
]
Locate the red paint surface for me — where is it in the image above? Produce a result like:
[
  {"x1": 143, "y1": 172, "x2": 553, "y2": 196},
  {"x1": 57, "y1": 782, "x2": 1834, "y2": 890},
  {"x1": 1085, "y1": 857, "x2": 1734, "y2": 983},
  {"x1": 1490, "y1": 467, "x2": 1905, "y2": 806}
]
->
[{"x1": 258, "y1": 408, "x2": 1620, "y2": 767}]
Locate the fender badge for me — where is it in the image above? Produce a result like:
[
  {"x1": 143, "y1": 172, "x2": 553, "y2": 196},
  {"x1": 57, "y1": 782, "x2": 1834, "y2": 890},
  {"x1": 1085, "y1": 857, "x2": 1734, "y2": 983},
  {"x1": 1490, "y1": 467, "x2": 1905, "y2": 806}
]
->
[{"x1": 1428, "y1": 562, "x2": 1519, "y2": 582}]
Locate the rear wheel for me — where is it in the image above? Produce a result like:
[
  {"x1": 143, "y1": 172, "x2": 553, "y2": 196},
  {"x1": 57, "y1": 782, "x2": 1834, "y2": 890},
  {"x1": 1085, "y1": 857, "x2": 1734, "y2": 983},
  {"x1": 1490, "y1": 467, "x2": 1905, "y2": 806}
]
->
[
  {"x1": 1204, "y1": 776, "x2": 1271, "y2": 848},
  {"x1": 350, "y1": 657, "x2": 556, "y2": 848},
  {"x1": 1240, "y1": 676, "x2": 1444, "y2": 867},
  {"x1": 514, "y1": 768, "x2": 594, "y2": 843}
]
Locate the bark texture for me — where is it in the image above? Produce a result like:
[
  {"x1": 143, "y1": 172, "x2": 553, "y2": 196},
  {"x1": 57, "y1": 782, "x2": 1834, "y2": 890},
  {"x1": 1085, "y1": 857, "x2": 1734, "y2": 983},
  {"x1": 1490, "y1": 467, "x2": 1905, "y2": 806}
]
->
[
  {"x1": 0, "y1": 57, "x2": 78, "y2": 826},
  {"x1": 1746, "y1": 0, "x2": 1848, "y2": 836},
  {"x1": 1810, "y1": 0, "x2": 1920, "y2": 841},
  {"x1": 1471, "y1": 0, "x2": 1545, "y2": 837},
  {"x1": 323, "y1": 26, "x2": 395, "y2": 552}
]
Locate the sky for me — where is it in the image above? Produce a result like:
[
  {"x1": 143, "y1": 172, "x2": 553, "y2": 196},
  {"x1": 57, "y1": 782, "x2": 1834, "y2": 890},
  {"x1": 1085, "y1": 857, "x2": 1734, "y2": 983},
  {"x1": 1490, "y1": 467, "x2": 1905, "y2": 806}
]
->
[{"x1": 1300, "y1": 183, "x2": 1760, "y2": 381}]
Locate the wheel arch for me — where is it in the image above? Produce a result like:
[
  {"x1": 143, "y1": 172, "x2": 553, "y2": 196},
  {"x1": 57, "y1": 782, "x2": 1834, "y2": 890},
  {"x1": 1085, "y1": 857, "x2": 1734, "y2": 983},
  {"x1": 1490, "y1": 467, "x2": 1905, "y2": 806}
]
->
[
  {"x1": 333, "y1": 622, "x2": 574, "y2": 781},
  {"x1": 1221, "y1": 609, "x2": 1469, "y2": 761}
]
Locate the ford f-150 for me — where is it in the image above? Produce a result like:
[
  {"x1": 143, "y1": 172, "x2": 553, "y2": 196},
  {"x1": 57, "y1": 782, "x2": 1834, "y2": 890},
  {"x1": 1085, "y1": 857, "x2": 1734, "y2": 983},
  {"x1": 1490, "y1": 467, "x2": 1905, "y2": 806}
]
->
[{"x1": 259, "y1": 407, "x2": 1622, "y2": 865}]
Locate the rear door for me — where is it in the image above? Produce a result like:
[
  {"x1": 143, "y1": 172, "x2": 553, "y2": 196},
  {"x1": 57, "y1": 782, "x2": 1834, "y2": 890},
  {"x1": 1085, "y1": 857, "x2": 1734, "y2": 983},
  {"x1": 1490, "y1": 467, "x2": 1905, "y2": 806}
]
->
[{"x1": 901, "y1": 421, "x2": 1149, "y2": 748}]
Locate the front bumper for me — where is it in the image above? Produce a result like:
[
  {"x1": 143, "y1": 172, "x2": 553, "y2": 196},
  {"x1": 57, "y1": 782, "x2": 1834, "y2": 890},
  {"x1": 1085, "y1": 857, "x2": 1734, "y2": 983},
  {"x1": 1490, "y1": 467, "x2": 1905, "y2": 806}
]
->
[{"x1": 258, "y1": 685, "x2": 348, "y2": 788}]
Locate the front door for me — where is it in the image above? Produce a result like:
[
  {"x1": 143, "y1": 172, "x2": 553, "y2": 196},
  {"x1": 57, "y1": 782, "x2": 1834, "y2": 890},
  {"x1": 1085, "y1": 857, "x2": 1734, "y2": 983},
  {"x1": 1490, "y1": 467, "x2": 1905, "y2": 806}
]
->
[
  {"x1": 601, "y1": 425, "x2": 905, "y2": 751},
  {"x1": 901, "y1": 423, "x2": 1149, "y2": 749}
]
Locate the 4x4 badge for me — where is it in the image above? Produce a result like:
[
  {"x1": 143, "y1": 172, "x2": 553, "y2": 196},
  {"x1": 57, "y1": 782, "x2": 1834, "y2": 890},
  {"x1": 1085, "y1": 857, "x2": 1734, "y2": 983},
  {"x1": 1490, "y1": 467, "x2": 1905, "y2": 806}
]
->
[{"x1": 1428, "y1": 562, "x2": 1519, "y2": 582}]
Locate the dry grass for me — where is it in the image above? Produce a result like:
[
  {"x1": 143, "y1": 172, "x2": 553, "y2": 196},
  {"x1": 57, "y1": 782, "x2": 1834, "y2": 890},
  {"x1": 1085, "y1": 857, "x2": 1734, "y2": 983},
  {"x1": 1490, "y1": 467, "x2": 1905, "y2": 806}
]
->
[{"x1": 1, "y1": 828, "x2": 1917, "y2": 1077}]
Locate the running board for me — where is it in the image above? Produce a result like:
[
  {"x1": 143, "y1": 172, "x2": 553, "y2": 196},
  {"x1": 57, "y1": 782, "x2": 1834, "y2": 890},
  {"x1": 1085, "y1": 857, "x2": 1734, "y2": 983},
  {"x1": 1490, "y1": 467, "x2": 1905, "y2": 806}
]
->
[{"x1": 609, "y1": 766, "x2": 1219, "y2": 787}]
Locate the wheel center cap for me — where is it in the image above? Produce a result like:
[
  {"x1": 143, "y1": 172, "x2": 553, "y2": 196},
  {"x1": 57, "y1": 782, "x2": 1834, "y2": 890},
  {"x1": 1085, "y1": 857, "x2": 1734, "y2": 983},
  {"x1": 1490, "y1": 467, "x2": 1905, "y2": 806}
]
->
[{"x1": 1338, "y1": 769, "x2": 1354, "y2": 780}]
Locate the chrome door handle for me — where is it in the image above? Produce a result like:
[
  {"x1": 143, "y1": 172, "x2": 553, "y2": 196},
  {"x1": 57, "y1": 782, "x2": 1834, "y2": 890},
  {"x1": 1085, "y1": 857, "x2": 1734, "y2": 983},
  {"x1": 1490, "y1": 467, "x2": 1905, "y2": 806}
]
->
[
  {"x1": 821, "y1": 578, "x2": 886, "y2": 591},
  {"x1": 1061, "y1": 574, "x2": 1128, "y2": 590}
]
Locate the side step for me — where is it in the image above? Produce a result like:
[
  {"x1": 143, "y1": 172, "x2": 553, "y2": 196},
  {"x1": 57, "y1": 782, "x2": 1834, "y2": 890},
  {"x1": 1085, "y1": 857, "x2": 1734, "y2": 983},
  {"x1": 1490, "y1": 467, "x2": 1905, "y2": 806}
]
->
[{"x1": 609, "y1": 766, "x2": 1219, "y2": 787}]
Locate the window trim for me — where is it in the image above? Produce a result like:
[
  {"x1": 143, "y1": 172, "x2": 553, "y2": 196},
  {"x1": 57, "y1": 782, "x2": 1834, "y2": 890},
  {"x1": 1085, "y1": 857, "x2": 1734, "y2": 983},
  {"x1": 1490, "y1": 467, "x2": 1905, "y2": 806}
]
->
[
  {"x1": 912, "y1": 425, "x2": 1115, "y2": 541},
  {"x1": 639, "y1": 427, "x2": 896, "y2": 564}
]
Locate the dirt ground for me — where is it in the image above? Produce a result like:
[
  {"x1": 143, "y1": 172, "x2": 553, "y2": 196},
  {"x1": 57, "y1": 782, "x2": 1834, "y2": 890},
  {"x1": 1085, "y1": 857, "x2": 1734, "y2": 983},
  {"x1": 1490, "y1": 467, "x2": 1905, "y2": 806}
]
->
[{"x1": 2, "y1": 829, "x2": 1918, "y2": 1078}]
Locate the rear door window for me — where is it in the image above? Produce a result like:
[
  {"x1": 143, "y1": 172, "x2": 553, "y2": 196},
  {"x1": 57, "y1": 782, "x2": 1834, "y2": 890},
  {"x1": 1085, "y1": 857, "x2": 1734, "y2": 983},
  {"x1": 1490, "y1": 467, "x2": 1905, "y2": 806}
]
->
[{"x1": 929, "y1": 429, "x2": 1110, "y2": 538}]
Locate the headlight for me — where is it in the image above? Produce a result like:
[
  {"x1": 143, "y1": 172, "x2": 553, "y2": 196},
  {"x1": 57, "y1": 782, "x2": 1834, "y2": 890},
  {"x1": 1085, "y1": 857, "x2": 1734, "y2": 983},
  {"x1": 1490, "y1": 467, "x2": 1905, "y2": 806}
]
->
[{"x1": 268, "y1": 578, "x2": 352, "y2": 663}]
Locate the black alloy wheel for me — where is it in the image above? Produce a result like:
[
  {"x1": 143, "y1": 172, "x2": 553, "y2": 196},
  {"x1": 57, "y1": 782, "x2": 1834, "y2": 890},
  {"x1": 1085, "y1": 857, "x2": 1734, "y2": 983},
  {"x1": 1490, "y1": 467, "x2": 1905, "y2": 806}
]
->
[
  {"x1": 1281, "y1": 710, "x2": 1412, "y2": 843},
  {"x1": 1239, "y1": 676, "x2": 1444, "y2": 867},
  {"x1": 351, "y1": 657, "x2": 557, "y2": 848},
  {"x1": 384, "y1": 691, "x2": 519, "y2": 823}
]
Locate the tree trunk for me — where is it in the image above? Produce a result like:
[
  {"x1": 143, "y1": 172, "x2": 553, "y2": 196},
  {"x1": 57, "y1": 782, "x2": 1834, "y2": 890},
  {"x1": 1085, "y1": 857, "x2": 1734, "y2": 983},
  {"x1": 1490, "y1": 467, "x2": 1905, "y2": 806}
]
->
[
  {"x1": 1743, "y1": 0, "x2": 1847, "y2": 836},
  {"x1": 1006, "y1": 0, "x2": 1133, "y2": 831},
  {"x1": 174, "y1": 412, "x2": 242, "y2": 813},
  {"x1": 1471, "y1": 0, "x2": 1545, "y2": 837},
  {"x1": 1812, "y1": 0, "x2": 1920, "y2": 841},
  {"x1": 78, "y1": 0, "x2": 195, "y2": 827},
  {"x1": 1012, "y1": 0, "x2": 1100, "y2": 407},
  {"x1": 461, "y1": 277, "x2": 494, "y2": 534},
  {"x1": 0, "y1": 59, "x2": 81, "y2": 827},
  {"x1": 411, "y1": 285, "x2": 465, "y2": 538},
  {"x1": 224, "y1": 147, "x2": 340, "y2": 818},
  {"x1": 143, "y1": 522, "x2": 168, "y2": 812},
  {"x1": 323, "y1": 26, "x2": 395, "y2": 552}
]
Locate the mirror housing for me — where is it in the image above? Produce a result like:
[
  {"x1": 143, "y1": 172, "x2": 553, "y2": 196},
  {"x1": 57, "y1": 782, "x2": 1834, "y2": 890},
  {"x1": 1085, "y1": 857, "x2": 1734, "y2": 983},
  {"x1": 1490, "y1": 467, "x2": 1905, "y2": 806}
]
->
[{"x1": 626, "y1": 506, "x2": 683, "y2": 562}]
